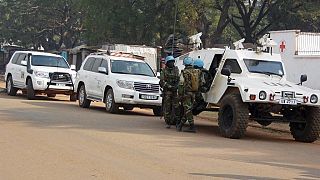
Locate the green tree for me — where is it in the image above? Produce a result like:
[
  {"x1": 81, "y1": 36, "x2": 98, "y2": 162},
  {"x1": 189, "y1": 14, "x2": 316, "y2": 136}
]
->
[{"x1": 0, "y1": 0, "x2": 84, "y2": 51}]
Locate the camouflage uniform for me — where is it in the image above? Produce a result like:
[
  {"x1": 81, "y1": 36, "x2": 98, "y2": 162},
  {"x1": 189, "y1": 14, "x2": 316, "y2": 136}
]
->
[
  {"x1": 178, "y1": 66, "x2": 200, "y2": 126},
  {"x1": 159, "y1": 66, "x2": 180, "y2": 125}
]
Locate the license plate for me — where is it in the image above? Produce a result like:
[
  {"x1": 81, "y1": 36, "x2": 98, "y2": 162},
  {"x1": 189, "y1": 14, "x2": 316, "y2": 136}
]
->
[
  {"x1": 279, "y1": 99, "x2": 297, "y2": 105},
  {"x1": 56, "y1": 83, "x2": 66, "y2": 87},
  {"x1": 140, "y1": 94, "x2": 158, "y2": 100}
]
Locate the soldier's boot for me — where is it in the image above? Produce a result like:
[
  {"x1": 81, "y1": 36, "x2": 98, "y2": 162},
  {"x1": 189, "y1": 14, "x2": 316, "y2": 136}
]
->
[
  {"x1": 176, "y1": 121, "x2": 183, "y2": 132},
  {"x1": 184, "y1": 123, "x2": 196, "y2": 133}
]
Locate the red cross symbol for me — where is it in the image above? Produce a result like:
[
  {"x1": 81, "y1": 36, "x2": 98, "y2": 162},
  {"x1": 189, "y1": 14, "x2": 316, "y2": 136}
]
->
[{"x1": 280, "y1": 41, "x2": 286, "y2": 53}]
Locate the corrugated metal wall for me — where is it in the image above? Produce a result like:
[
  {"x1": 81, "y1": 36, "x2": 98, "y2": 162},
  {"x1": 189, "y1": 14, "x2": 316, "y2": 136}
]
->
[{"x1": 297, "y1": 32, "x2": 320, "y2": 55}]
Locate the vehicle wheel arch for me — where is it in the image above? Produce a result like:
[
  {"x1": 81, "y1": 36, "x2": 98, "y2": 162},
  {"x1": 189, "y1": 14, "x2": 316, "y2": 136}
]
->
[
  {"x1": 25, "y1": 76, "x2": 32, "y2": 85},
  {"x1": 218, "y1": 87, "x2": 242, "y2": 104},
  {"x1": 77, "y1": 81, "x2": 85, "y2": 93},
  {"x1": 103, "y1": 85, "x2": 113, "y2": 103}
]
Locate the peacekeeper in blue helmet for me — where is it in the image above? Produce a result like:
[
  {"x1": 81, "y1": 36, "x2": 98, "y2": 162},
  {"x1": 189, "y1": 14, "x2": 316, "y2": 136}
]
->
[
  {"x1": 159, "y1": 56, "x2": 180, "y2": 128},
  {"x1": 192, "y1": 58, "x2": 213, "y2": 115},
  {"x1": 176, "y1": 57, "x2": 201, "y2": 133}
]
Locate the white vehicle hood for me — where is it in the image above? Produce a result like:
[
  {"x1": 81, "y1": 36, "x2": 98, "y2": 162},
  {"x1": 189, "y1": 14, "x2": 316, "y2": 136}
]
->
[
  {"x1": 112, "y1": 73, "x2": 160, "y2": 84},
  {"x1": 236, "y1": 75, "x2": 320, "y2": 95}
]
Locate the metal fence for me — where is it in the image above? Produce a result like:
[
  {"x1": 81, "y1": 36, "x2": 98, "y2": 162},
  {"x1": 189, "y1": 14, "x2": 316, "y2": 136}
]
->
[{"x1": 296, "y1": 32, "x2": 320, "y2": 55}]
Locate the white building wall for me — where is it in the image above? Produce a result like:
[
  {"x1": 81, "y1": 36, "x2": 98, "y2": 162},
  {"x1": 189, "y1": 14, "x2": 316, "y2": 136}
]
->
[{"x1": 270, "y1": 30, "x2": 320, "y2": 90}]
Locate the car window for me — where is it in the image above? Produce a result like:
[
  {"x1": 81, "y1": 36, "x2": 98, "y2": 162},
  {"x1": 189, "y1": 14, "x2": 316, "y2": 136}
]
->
[
  {"x1": 83, "y1": 57, "x2": 95, "y2": 71},
  {"x1": 11, "y1": 53, "x2": 20, "y2": 64},
  {"x1": 17, "y1": 54, "x2": 27, "y2": 65},
  {"x1": 31, "y1": 55, "x2": 69, "y2": 68},
  {"x1": 223, "y1": 59, "x2": 242, "y2": 74},
  {"x1": 111, "y1": 59, "x2": 155, "y2": 77},
  {"x1": 92, "y1": 58, "x2": 102, "y2": 73},
  {"x1": 100, "y1": 59, "x2": 108, "y2": 70}
]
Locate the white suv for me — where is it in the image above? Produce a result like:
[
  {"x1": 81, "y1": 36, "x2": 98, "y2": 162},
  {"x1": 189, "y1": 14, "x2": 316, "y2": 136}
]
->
[
  {"x1": 5, "y1": 51, "x2": 77, "y2": 100},
  {"x1": 74, "y1": 51, "x2": 162, "y2": 115}
]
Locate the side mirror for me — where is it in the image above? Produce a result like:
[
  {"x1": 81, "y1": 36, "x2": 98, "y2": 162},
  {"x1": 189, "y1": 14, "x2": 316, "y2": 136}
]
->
[
  {"x1": 98, "y1": 67, "x2": 108, "y2": 74},
  {"x1": 156, "y1": 72, "x2": 160, "y2": 78},
  {"x1": 70, "y1": 65, "x2": 76, "y2": 71},
  {"x1": 21, "y1": 60, "x2": 27, "y2": 66},
  {"x1": 221, "y1": 68, "x2": 231, "y2": 77},
  {"x1": 300, "y1": 74, "x2": 307, "y2": 85}
]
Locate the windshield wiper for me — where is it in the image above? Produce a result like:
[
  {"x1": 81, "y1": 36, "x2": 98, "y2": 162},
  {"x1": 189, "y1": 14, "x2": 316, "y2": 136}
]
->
[{"x1": 250, "y1": 71, "x2": 283, "y2": 77}]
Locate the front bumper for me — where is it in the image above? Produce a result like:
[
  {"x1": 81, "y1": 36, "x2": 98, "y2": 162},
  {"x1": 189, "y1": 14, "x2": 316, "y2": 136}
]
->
[
  {"x1": 114, "y1": 88, "x2": 162, "y2": 106},
  {"x1": 32, "y1": 77, "x2": 74, "y2": 92}
]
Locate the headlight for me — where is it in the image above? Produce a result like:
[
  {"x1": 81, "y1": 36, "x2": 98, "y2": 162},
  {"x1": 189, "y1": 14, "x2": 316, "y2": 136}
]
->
[
  {"x1": 116, "y1": 80, "x2": 134, "y2": 90},
  {"x1": 34, "y1": 71, "x2": 49, "y2": 78},
  {"x1": 310, "y1": 94, "x2": 318, "y2": 104},
  {"x1": 259, "y1": 91, "x2": 267, "y2": 100}
]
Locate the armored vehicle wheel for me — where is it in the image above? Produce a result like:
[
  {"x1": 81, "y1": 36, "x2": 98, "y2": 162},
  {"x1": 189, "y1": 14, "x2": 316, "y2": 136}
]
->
[
  {"x1": 289, "y1": 107, "x2": 320, "y2": 143},
  {"x1": 27, "y1": 79, "x2": 36, "y2": 100},
  {"x1": 105, "y1": 89, "x2": 119, "y2": 114},
  {"x1": 78, "y1": 85, "x2": 91, "y2": 108},
  {"x1": 257, "y1": 121, "x2": 272, "y2": 127},
  {"x1": 218, "y1": 94, "x2": 249, "y2": 139},
  {"x1": 6, "y1": 76, "x2": 18, "y2": 96},
  {"x1": 153, "y1": 107, "x2": 162, "y2": 116}
]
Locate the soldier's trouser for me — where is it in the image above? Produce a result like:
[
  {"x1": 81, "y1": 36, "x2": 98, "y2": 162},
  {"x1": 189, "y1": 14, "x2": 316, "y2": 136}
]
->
[
  {"x1": 181, "y1": 93, "x2": 195, "y2": 125},
  {"x1": 164, "y1": 91, "x2": 179, "y2": 124},
  {"x1": 195, "y1": 92, "x2": 204, "y2": 104}
]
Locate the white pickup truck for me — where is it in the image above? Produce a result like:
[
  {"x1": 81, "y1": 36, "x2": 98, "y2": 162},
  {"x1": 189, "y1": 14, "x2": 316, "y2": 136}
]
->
[{"x1": 177, "y1": 42, "x2": 320, "y2": 143}]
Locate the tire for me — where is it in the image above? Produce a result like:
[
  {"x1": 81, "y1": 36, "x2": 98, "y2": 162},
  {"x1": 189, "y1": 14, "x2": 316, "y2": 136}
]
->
[
  {"x1": 289, "y1": 107, "x2": 320, "y2": 143},
  {"x1": 218, "y1": 94, "x2": 249, "y2": 139},
  {"x1": 27, "y1": 79, "x2": 36, "y2": 100},
  {"x1": 153, "y1": 106, "x2": 162, "y2": 116},
  {"x1": 6, "y1": 76, "x2": 18, "y2": 96},
  {"x1": 47, "y1": 94, "x2": 56, "y2": 98},
  {"x1": 70, "y1": 93, "x2": 77, "y2": 102},
  {"x1": 257, "y1": 121, "x2": 272, "y2": 127},
  {"x1": 105, "y1": 89, "x2": 119, "y2": 113},
  {"x1": 78, "y1": 85, "x2": 91, "y2": 108}
]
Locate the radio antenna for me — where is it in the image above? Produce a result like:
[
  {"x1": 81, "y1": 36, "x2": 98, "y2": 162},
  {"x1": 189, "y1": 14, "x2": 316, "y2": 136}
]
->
[{"x1": 171, "y1": 2, "x2": 178, "y2": 56}]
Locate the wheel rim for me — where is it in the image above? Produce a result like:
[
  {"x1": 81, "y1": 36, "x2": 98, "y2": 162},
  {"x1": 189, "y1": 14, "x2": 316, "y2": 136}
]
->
[
  {"x1": 7, "y1": 79, "x2": 12, "y2": 93},
  {"x1": 294, "y1": 122, "x2": 306, "y2": 131},
  {"x1": 222, "y1": 105, "x2": 233, "y2": 129},
  {"x1": 106, "y1": 93, "x2": 113, "y2": 110},
  {"x1": 79, "y1": 87, "x2": 85, "y2": 104}
]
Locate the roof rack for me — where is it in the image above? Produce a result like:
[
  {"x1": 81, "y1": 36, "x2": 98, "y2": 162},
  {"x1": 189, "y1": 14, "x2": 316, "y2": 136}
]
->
[{"x1": 91, "y1": 50, "x2": 145, "y2": 60}]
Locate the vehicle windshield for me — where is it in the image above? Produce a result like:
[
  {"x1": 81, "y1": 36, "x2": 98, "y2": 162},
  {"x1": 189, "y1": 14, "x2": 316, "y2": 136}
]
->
[
  {"x1": 244, "y1": 59, "x2": 284, "y2": 77},
  {"x1": 111, "y1": 59, "x2": 155, "y2": 77},
  {"x1": 31, "y1": 55, "x2": 69, "y2": 68}
]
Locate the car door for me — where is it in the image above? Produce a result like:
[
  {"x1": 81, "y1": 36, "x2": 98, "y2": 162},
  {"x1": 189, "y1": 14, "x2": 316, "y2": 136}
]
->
[
  {"x1": 96, "y1": 58, "x2": 110, "y2": 98},
  {"x1": 15, "y1": 53, "x2": 28, "y2": 87},
  {"x1": 81, "y1": 57, "x2": 95, "y2": 97},
  {"x1": 9, "y1": 53, "x2": 24, "y2": 88},
  {"x1": 90, "y1": 58, "x2": 103, "y2": 99}
]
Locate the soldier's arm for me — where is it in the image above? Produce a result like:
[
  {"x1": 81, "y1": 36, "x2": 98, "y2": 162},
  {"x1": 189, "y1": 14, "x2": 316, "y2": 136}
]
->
[{"x1": 159, "y1": 71, "x2": 165, "y2": 88}]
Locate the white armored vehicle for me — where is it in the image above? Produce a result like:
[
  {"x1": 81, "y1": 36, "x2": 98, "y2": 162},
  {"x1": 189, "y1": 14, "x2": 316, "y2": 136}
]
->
[{"x1": 176, "y1": 38, "x2": 320, "y2": 143}]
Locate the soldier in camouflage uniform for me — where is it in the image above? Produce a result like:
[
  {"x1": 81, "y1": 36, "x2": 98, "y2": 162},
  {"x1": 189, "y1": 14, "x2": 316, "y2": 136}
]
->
[
  {"x1": 176, "y1": 57, "x2": 201, "y2": 133},
  {"x1": 159, "y1": 56, "x2": 180, "y2": 128},
  {"x1": 193, "y1": 58, "x2": 213, "y2": 115}
]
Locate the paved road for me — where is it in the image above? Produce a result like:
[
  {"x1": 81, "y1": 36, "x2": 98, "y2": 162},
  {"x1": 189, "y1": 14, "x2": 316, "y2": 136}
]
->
[{"x1": 0, "y1": 93, "x2": 319, "y2": 180}]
